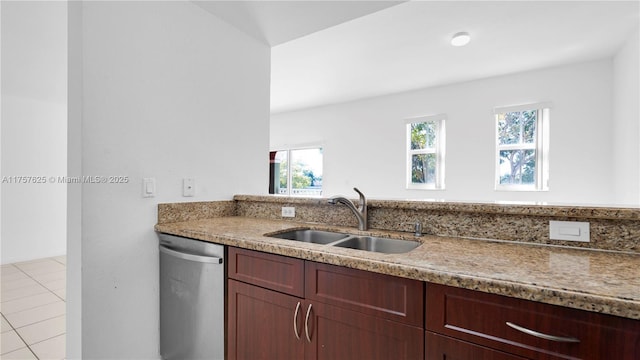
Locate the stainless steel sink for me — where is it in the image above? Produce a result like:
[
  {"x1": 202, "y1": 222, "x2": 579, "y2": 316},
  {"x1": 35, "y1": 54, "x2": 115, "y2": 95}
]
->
[
  {"x1": 331, "y1": 236, "x2": 420, "y2": 254},
  {"x1": 268, "y1": 229, "x2": 349, "y2": 244},
  {"x1": 266, "y1": 229, "x2": 420, "y2": 254}
]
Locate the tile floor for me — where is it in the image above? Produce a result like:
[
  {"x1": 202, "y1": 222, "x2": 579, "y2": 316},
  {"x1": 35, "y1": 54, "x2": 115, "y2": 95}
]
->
[{"x1": 1, "y1": 256, "x2": 66, "y2": 359}]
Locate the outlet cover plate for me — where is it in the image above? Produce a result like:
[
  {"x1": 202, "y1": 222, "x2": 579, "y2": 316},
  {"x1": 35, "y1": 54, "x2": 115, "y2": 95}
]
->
[
  {"x1": 281, "y1": 207, "x2": 296, "y2": 217},
  {"x1": 549, "y1": 220, "x2": 590, "y2": 242},
  {"x1": 183, "y1": 178, "x2": 195, "y2": 197}
]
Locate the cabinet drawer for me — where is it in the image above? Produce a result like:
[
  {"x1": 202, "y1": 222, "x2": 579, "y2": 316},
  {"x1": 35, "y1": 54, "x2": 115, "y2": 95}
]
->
[
  {"x1": 306, "y1": 262, "x2": 424, "y2": 327},
  {"x1": 426, "y1": 331, "x2": 527, "y2": 360},
  {"x1": 228, "y1": 247, "x2": 304, "y2": 297},
  {"x1": 426, "y1": 283, "x2": 640, "y2": 359}
]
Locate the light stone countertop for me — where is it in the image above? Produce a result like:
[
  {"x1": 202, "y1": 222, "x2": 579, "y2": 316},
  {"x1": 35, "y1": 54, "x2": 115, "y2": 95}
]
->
[{"x1": 155, "y1": 216, "x2": 640, "y2": 320}]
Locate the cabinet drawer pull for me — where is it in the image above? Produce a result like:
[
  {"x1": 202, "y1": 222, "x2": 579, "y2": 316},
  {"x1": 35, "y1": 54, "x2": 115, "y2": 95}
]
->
[
  {"x1": 506, "y1": 322, "x2": 580, "y2": 343},
  {"x1": 304, "y1": 304, "x2": 313, "y2": 343},
  {"x1": 293, "y1": 302, "x2": 301, "y2": 340}
]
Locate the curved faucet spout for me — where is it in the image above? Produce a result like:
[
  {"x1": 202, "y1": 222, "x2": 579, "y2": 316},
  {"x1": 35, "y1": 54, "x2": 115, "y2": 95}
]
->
[{"x1": 328, "y1": 187, "x2": 368, "y2": 231}]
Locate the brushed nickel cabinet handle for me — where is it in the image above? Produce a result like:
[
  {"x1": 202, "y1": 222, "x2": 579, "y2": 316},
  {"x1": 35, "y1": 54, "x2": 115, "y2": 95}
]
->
[
  {"x1": 293, "y1": 302, "x2": 301, "y2": 340},
  {"x1": 506, "y1": 322, "x2": 580, "y2": 343},
  {"x1": 304, "y1": 304, "x2": 313, "y2": 343}
]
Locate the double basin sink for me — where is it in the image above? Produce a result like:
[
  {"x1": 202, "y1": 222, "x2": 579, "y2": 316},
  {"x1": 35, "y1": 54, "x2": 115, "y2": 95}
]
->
[{"x1": 266, "y1": 229, "x2": 420, "y2": 254}]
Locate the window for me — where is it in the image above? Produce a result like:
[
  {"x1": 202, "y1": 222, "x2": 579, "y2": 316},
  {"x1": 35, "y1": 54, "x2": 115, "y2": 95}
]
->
[
  {"x1": 495, "y1": 103, "x2": 550, "y2": 191},
  {"x1": 269, "y1": 147, "x2": 323, "y2": 196},
  {"x1": 406, "y1": 115, "x2": 445, "y2": 189}
]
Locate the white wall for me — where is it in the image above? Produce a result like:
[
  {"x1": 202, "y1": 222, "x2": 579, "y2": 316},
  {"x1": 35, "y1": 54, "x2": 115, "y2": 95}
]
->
[
  {"x1": 70, "y1": 2, "x2": 270, "y2": 358},
  {"x1": 1, "y1": 0, "x2": 2, "y2": 266},
  {"x1": 67, "y1": 1, "x2": 83, "y2": 358},
  {"x1": 612, "y1": 26, "x2": 640, "y2": 205},
  {"x1": 271, "y1": 60, "x2": 617, "y2": 205},
  {"x1": 1, "y1": 1, "x2": 67, "y2": 264}
]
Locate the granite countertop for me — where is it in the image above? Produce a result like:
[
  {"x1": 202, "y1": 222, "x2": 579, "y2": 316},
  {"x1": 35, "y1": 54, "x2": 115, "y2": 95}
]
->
[{"x1": 155, "y1": 216, "x2": 640, "y2": 320}]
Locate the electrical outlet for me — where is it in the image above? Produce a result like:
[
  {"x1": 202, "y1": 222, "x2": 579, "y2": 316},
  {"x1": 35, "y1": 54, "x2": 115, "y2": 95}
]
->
[
  {"x1": 281, "y1": 207, "x2": 296, "y2": 218},
  {"x1": 183, "y1": 178, "x2": 195, "y2": 197},
  {"x1": 549, "y1": 220, "x2": 590, "y2": 242}
]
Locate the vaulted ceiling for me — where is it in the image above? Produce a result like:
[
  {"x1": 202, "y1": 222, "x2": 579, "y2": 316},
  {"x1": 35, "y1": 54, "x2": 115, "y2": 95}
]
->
[{"x1": 194, "y1": 1, "x2": 640, "y2": 114}]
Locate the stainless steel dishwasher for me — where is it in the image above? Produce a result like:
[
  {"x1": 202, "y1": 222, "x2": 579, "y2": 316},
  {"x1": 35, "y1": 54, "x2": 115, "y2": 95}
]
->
[{"x1": 159, "y1": 233, "x2": 224, "y2": 360}]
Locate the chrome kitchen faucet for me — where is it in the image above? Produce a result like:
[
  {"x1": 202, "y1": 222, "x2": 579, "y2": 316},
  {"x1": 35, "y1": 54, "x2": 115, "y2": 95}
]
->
[{"x1": 328, "y1": 187, "x2": 368, "y2": 231}]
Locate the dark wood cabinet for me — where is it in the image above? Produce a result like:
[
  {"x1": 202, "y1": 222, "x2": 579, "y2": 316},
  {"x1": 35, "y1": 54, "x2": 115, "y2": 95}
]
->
[
  {"x1": 227, "y1": 247, "x2": 425, "y2": 360},
  {"x1": 425, "y1": 283, "x2": 640, "y2": 360},
  {"x1": 228, "y1": 279, "x2": 305, "y2": 360},
  {"x1": 228, "y1": 247, "x2": 304, "y2": 297},
  {"x1": 308, "y1": 301, "x2": 423, "y2": 360},
  {"x1": 305, "y1": 261, "x2": 423, "y2": 327},
  {"x1": 426, "y1": 332, "x2": 527, "y2": 360},
  {"x1": 228, "y1": 247, "x2": 640, "y2": 360}
]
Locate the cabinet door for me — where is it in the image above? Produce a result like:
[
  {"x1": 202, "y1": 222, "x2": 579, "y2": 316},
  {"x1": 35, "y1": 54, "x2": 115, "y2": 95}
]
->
[
  {"x1": 426, "y1": 331, "x2": 527, "y2": 360},
  {"x1": 305, "y1": 300, "x2": 424, "y2": 360},
  {"x1": 228, "y1": 279, "x2": 305, "y2": 360}
]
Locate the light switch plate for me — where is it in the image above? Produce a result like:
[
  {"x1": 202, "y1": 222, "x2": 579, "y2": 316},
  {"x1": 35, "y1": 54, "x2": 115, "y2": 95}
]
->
[
  {"x1": 143, "y1": 178, "x2": 156, "y2": 198},
  {"x1": 549, "y1": 220, "x2": 590, "y2": 242}
]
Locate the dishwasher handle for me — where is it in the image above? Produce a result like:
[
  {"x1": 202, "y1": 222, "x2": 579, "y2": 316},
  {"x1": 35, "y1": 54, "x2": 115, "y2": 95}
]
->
[{"x1": 159, "y1": 245, "x2": 223, "y2": 264}]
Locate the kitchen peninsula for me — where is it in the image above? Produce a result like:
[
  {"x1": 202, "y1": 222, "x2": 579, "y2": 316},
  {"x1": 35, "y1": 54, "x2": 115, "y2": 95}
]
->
[{"x1": 155, "y1": 195, "x2": 640, "y2": 359}]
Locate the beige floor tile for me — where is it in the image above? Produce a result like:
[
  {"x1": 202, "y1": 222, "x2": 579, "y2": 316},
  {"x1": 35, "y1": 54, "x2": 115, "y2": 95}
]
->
[
  {"x1": 15, "y1": 315, "x2": 65, "y2": 345},
  {"x1": 3, "y1": 346, "x2": 38, "y2": 360},
  {"x1": 52, "y1": 288, "x2": 66, "y2": 300},
  {"x1": 18, "y1": 263, "x2": 65, "y2": 277},
  {"x1": 30, "y1": 333, "x2": 65, "y2": 360},
  {"x1": 31, "y1": 270, "x2": 66, "y2": 284},
  {"x1": 42, "y1": 279, "x2": 66, "y2": 292},
  {"x1": 2, "y1": 315, "x2": 13, "y2": 333},
  {"x1": 0, "y1": 292, "x2": 61, "y2": 314},
  {"x1": 4, "y1": 301, "x2": 65, "y2": 329},
  {"x1": 1, "y1": 284, "x2": 49, "y2": 303},
  {"x1": 0, "y1": 330, "x2": 27, "y2": 355},
  {"x1": 13, "y1": 258, "x2": 50, "y2": 266},
  {"x1": 0, "y1": 265, "x2": 21, "y2": 275},
  {"x1": 1, "y1": 271, "x2": 29, "y2": 283},
  {"x1": 2, "y1": 257, "x2": 67, "y2": 358},
  {"x1": 1, "y1": 277, "x2": 40, "y2": 292},
  {"x1": 0, "y1": 346, "x2": 37, "y2": 359},
  {"x1": 14, "y1": 258, "x2": 60, "y2": 268}
]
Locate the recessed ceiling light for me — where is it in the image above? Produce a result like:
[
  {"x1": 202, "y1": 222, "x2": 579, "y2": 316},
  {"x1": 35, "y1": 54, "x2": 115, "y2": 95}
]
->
[{"x1": 451, "y1": 32, "x2": 471, "y2": 47}]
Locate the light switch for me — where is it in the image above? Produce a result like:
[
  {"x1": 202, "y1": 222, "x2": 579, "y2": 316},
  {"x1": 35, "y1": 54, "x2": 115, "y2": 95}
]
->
[
  {"x1": 549, "y1": 220, "x2": 590, "y2": 242},
  {"x1": 183, "y1": 178, "x2": 195, "y2": 197},
  {"x1": 143, "y1": 178, "x2": 156, "y2": 198}
]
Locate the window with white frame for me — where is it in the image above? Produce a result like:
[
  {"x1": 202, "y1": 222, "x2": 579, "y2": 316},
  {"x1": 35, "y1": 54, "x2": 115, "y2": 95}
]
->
[
  {"x1": 406, "y1": 115, "x2": 446, "y2": 189},
  {"x1": 495, "y1": 103, "x2": 550, "y2": 191},
  {"x1": 269, "y1": 147, "x2": 323, "y2": 196}
]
